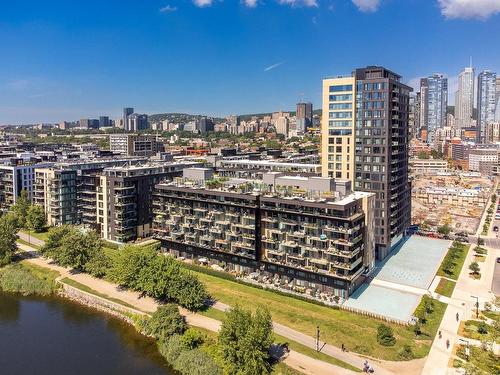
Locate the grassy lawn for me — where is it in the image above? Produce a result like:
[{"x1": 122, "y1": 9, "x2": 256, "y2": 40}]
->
[
  {"x1": 20, "y1": 230, "x2": 50, "y2": 242},
  {"x1": 459, "y1": 320, "x2": 496, "y2": 341},
  {"x1": 189, "y1": 270, "x2": 442, "y2": 361},
  {"x1": 199, "y1": 307, "x2": 360, "y2": 372},
  {"x1": 20, "y1": 261, "x2": 60, "y2": 283},
  {"x1": 437, "y1": 243, "x2": 470, "y2": 280},
  {"x1": 454, "y1": 344, "x2": 499, "y2": 374},
  {"x1": 60, "y1": 277, "x2": 145, "y2": 312},
  {"x1": 435, "y1": 278, "x2": 456, "y2": 297},
  {"x1": 16, "y1": 238, "x2": 41, "y2": 249}
]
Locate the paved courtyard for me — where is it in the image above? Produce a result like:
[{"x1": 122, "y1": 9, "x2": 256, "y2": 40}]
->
[
  {"x1": 344, "y1": 236, "x2": 451, "y2": 322},
  {"x1": 371, "y1": 236, "x2": 450, "y2": 290},
  {"x1": 344, "y1": 283, "x2": 420, "y2": 322}
]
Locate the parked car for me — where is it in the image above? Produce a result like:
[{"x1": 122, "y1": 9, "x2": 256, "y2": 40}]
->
[
  {"x1": 497, "y1": 257, "x2": 500, "y2": 263},
  {"x1": 494, "y1": 226, "x2": 499, "y2": 232}
]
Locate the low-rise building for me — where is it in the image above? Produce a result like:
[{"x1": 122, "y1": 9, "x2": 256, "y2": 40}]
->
[
  {"x1": 409, "y1": 159, "x2": 448, "y2": 175},
  {"x1": 109, "y1": 134, "x2": 163, "y2": 157},
  {"x1": 218, "y1": 159, "x2": 321, "y2": 179}
]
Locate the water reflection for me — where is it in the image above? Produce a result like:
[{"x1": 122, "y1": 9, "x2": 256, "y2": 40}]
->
[{"x1": 0, "y1": 292, "x2": 172, "y2": 375}]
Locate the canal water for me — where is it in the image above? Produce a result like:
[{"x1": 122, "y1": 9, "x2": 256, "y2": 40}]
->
[{"x1": 0, "y1": 293, "x2": 173, "y2": 374}]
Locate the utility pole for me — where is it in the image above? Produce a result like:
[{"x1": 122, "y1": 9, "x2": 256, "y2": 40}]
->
[{"x1": 316, "y1": 326, "x2": 320, "y2": 352}]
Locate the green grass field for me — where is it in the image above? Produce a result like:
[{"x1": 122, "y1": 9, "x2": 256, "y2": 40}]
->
[
  {"x1": 435, "y1": 278, "x2": 456, "y2": 297},
  {"x1": 190, "y1": 270, "x2": 445, "y2": 361},
  {"x1": 60, "y1": 277, "x2": 145, "y2": 312}
]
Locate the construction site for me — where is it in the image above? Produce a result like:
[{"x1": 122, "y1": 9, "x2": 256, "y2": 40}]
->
[{"x1": 411, "y1": 173, "x2": 495, "y2": 234}]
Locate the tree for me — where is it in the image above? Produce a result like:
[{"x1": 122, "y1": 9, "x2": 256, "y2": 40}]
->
[
  {"x1": 55, "y1": 229, "x2": 102, "y2": 270},
  {"x1": 40, "y1": 225, "x2": 74, "y2": 258},
  {"x1": 418, "y1": 151, "x2": 429, "y2": 160},
  {"x1": 25, "y1": 204, "x2": 46, "y2": 233},
  {"x1": 174, "y1": 272, "x2": 209, "y2": 311},
  {"x1": 0, "y1": 216, "x2": 17, "y2": 265},
  {"x1": 437, "y1": 225, "x2": 451, "y2": 235},
  {"x1": 469, "y1": 262, "x2": 480, "y2": 275},
  {"x1": 144, "y1": 304, "x2": 187, "y2": 341},
  {"x1": 10, "y1": 189, "x2": 30, "y2": 228},
  {"x1": 84, "y1": 250, "x2": 112, "y2": 278},
  {"x1": 377, "y1": 324, "x2": 396, "y2": 346},
  {"x1": 218, "y1": 306, "x2": 273, "y2": 375},
  {"x1": 180, "y1": 328, "x2": 205, "y2": 350},
  {"x1": 107, "y1": 244, "x2": 157, "y2": 289}
]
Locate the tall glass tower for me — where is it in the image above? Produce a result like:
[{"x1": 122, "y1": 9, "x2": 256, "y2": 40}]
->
[{"x1": 477, "y1": 71, "x2": 497, "y2": 143}]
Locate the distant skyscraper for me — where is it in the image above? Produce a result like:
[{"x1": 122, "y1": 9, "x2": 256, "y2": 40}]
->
[
  {"x1": 420, "y1": 74, "x2": 448, "y2": 133},
  {"x1": 321, "y1": 66, "x2": 411, "y2": 260},
  {"x1": 455, "y1": 66, "x2": 475, "y2": 129},
  {"x1": 99, "y1": 116, "x2": 110, "y2": 127},
  {"x1": 123, "y1": 107, "x2": 134, "y2": 131},
  {"x1": 477, "y1": 71, "x2": 497, "y2": 143},
  {"x1": 495, "y1": 77, "x2": 500, "y2": 121},
  {"x1": 79, "y1": 118, "x2": 90, "y2": 129},
  {"x1": 296, "y1": 102, "x2": 313, "y2": 133},
  {"x1": 127, "y1": 113, "x2": 149, "y2": 131}
]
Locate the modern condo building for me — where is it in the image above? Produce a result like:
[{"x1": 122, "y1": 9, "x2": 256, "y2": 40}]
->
[{"x1": 321, "y1": 66, "x2": 412, "y2": 259}]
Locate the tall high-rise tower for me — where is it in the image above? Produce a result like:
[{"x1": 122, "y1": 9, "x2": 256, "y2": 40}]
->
[
  {"x1": 477, "y1": 71, "x2": 497, "y2": 143},
  {"x1": 496, "y1": 77, "x2": 500, "y2": 122},
  {"x1": 455, "y1": 66, "x2": 475, "y2": 129},
  {"x1": 420, "y1": 74, "x2": 448, "y2": 132},
  {"x1": 321, "y1": 66, "x2": 412, "y2": 260},
  {"x1": 123, "y1": 107, "x2": 134, "y2": 131},
  {"x1": 296, "y1": 102, "x2": 313, "y2": 133}
]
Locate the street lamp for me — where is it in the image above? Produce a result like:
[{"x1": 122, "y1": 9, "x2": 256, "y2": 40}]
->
[{"x1": 471, "y1": 295, "x2": 479, "y2": 319}]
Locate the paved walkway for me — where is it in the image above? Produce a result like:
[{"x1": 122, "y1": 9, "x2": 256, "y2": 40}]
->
[{"x1": 18, "y1": 231, "x2": 45, "y2": 247}]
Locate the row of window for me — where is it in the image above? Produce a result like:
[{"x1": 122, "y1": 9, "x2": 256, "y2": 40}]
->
[
  {"x1": 328, "y1": 129, "x2": 353, "y2": 136},
  {"x1": 329, "y1": 111, "x2": 352, "y2": 119},
  {"x1": 329, "y1": 94, "x2": 352, "y2": 102},
  {"x1": 329, "y1": 103, "x2": 352, "y2": 110},
  {"x1": 329, "y1": 84, "x2": 353, "y2": 92},
  {"x1": 357, "y1": 82, "x2": 387, "y2": 91},
  {"x1": 328, "y1": 120, "x2": 352, "y2": 128}
]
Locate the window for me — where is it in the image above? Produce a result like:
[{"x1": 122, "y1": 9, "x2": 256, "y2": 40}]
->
[
  {"x1": 329, "y1": 103, "x2": 352, "y2": 110},
  {"x1": 329, "y1": 94, "x2": 352, "y2": 101},
  {"x1": 328, "y1": 120, "x2": 352, "y2": 128},
  {"x1": 329, "y1": 85, "x2": 353, "y2": 92},
  {"x1": 329, "y1": 111, "x2": 352, "y2": 119}
]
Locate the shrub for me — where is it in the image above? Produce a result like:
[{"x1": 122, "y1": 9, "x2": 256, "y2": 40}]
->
[
  {"x1": 477, "y1": 322, "x2": 488, "y2": 334},
  {"x1": 144, "y1": 304, "x2": 187, "y2": 341},
  {"x1": 180, "y1": 328, "x2": 205, "y2": 349},
  {"x1": 173, "y1": 348, "x2": 222, "y2": 375},
  {"x1": 159, "y1": 334, "x2": 184, "y2": 364},
  {"x1": 377, "y1": 324, "x2": 396, "y2": 346},
  {"x1": 398, "y1": 345, "x2": 414, "y2": 360}
]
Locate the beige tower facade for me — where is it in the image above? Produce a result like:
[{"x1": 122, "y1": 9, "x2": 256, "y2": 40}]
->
[{"x1": 321, "y1": 76, "x2": 355, "y2": 180}]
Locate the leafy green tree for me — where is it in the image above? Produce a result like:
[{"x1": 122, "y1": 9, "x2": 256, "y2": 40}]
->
[
  {"x1": 377, "y1": 324, "x2": 396, "y2": 346},
  {"x1": 477, "y1": 322, "x2": 488, "y2": 334},
  {"x1": 84, "y1": 251, "x2": 112, "y2": 278},
  {"x1": 437, "y1": 225, "x2": 451, "y2": 235},
  {"x1": 174, "y1": 272, "x2": 209, "y2": 311},
  {"x1": 107, "y1": 244, "x2": 157, "y2": 289},
  {"x1": 144, "y1": 304, "x2": 187, "y2": 341},
  {"x1": 25, "y1": 204, "x2": 46, "y2": 233},
  {"x1": 55, "y1": 229, "x2": 101, "y2": 270},
  {"x1": 40, "y1": 225, "x2": 74, "y2": 258},
  {"x1": 469, "y1": 262, "x2": 480, "y2": 275},
  {"x1": 10, "y1": 189, "x2": 30, "y2": 228},
  {"x1": 218, "y1": 306, "x2": 273, "y2": 375},
  {"x1": 0, "y1": 216, "x2": 18, "y2": 265}
]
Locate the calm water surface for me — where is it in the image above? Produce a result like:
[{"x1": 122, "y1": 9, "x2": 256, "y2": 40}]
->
[{"x1": 0, "y1": 293, "x2": 173, "y2": 375}]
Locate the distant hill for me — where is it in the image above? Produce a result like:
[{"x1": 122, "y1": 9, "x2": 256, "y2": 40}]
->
[
  {"x1": 148, "y1": 113, "x2": 225, "y2": 124},
  {"x1": 149, "y1": 109, "x2": 322, "y2": 124}
]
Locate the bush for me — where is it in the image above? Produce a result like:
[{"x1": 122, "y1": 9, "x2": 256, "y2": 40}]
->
[
  {"x1": 398, "y1": 345, "x2": 414, "y2": 360},
  {"x1": 477, "y1": 322, "x2": 488, "y2": 334},
  {"x1": 173, "y1": 348, "x2": 221, "y2": 375},
  {"x1": 181, "y1": 328, "x2": 205, "y2": 349},
  {"x1": 143, "y1": 304, "x2": 187, "y2": 341},
  {"x1": 159, "y1": 334, "x2": 184, "y2": 364},
  {"x1": 377, "y1": 324, "x2": 396, "y2": 346}
]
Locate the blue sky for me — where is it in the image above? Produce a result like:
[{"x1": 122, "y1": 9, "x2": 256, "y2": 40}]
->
[{"x1": 1, "y1": 0, "x2": 500, "y2": 124}]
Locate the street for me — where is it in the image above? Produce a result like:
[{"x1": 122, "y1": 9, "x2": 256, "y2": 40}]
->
[{"x1": 492, "y1": 261, "x2": 500, "y2": 296}]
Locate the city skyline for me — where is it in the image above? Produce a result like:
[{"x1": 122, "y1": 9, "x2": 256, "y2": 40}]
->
[{"x1": 1, "y1": 0, "x2": 500, "y2": 124}]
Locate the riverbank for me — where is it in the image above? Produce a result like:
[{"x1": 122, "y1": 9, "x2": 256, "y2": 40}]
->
[{"x1": 14, "y1": 241, "x2": 364, "y2": 375}]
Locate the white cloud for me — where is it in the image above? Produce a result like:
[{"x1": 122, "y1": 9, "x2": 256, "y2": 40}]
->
[
  {"x1": 352, "y1": 0, "x2": 380, "y2": 12},
  {"x1": 243, "y1": 0, "x2": 258, "y2": 7},
  {"x1": 193, "y1": 0, "x2": 213, "y2": 7},
  {"x1": 264, "y1": 62, "x2": 285, "y2": 72},
  {"x1": 438, "y1": 0, "x2": 500, "y2": 19},
  {"x1": 159, "y1": 5, "x2": 178, "y2": 12},
  {"x1": 277, "y1": 0, "x2": 318, "y2": 8}
]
